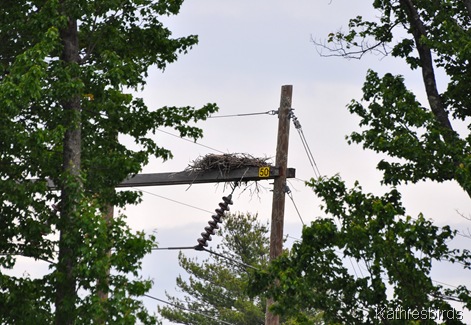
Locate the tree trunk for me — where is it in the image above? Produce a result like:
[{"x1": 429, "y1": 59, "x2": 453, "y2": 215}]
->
[
  {"x1": 463, "y1": 0, "x2": 471, "y2": 17},
  {"x1": 96, "y1": 202, "x2": 113, "y2": 324},
  {"x1": 55, "y1": 14, "x2": 82, "y2": 325},
  {"x1": 399, "y1": 0, "x2": 453, "y2": 132}
]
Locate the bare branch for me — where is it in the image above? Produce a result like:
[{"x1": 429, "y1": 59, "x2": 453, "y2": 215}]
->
[
  {"x1": 311, "y1": 21, "x2": 399, "y2": 60},
  {"x1": 456, "y1": 209, "x2": 471, "y2": 221},
  {"x1": 311, "y1": 36, "x2": 390, "y2": 59}
]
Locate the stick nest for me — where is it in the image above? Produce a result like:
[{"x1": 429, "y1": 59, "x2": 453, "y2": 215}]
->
[{"x1": 186, "y1": 153, "x2": 272, "y2": 174}]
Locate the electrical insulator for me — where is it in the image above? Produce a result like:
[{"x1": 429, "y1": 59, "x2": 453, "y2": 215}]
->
[
  {"x1": 200, "y1": 232, "x2": 211, "y2": 240},
  {"x1": 291, "y1": 113, "x2": 302, "y2": 130},
  {"x1": 208, "y1": 220, "x2": 219, "y2": 229},
  {"x1": 211, "y1": 214, "x2": 222, "y2": 223},
  {"x1": 222, "y1": 195, "x2": 233, "y2": 205},
  {"x1": 204, "y1": 226, "x2": 216, "y2": 235},
  {"x1": 196, "y1": 194, "x2": 233, "y2": 248}
]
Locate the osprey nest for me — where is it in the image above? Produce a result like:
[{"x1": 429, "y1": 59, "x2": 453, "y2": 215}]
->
[{"x1": 186, "y1": 153, "x2": 271, "y2": 174}]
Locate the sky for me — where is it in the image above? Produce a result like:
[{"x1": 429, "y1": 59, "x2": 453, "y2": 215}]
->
[
  {"x1": 129, "y1": 1, "x2": 471, "y2": 323},
  {"x1": 6, "y1": 0, "x2": 471, "y2": 324}
]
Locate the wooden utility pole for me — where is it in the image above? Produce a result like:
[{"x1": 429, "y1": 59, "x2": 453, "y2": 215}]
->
[{"x1": 266, "y1": 85, "x2": 292, "y2": 325}]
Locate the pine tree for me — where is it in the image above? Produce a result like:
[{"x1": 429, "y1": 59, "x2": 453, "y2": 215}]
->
[
  {"x1": 160, "y1": 212, "x2": 323, "y2": 324},
  {"x1": 160, "y1": 213, "x2": 269, "y2": 324}
]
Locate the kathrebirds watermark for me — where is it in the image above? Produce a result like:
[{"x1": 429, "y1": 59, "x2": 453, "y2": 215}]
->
[{"x1": 375, "y1": 306, "x2": 463, "y2": 322}]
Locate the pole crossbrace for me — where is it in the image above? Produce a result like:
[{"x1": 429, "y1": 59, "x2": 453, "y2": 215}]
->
[{"x1": 42, "y1": 166, "x2": 295, "y2": 189}]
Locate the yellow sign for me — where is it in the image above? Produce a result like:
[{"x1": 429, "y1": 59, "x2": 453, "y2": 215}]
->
[{"x1": 258, "y1": 166, "x2": 270, "y2": 178}]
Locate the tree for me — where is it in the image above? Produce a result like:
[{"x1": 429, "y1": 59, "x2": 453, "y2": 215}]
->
[
  {"x1": 317, "y1": 0, "x2": 471, "y2": 195},
  {"x1": 159, "y1": 212, "x2": 322, "y2": 324},
  {"x1": 0, "y1": 1, "x2": 217, "y2": 324},
  {"x1": 250, "y1": 176, "x2": 470, "y2": 324},
  {"x1": 159, "y1": 213, "x2": 270, "y2": 325},
  {"x1": 250, "y1": 1, "x2": 471, "y2": 324}
]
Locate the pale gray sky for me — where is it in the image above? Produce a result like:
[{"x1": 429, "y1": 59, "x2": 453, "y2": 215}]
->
[
  {"x1": 6, "y1": 1, "x2": 471, "y2": 324},
  {"x1": 131, "y1": 1, "x2": 471, "y2": 323}
]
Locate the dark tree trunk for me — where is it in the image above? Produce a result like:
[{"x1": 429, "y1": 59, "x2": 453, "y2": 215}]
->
[
  {"x1": 463, "y1": 0, "x2": 471, "y2": 17},
  {"x1": 399, "y1": 0, "x2": 454, "y2": 132},
  {"x1": 399, "y1": 0, "x2": 471, "y2": 198},
  {"x1": 55, "y1": 14, "x2": 82, "y2": 325}
]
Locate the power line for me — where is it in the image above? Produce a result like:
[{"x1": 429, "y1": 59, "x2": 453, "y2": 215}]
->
[
  {"x1": 83, "y1": 111, "x2": 229, "y2": 154},
  {"x1": 287, "y1": 235, "x2": 301, "y2": 242},
  {"x1": 208, "y1": 110, "x2": 278, "y2": 119},
  {"x1": 154, "y1": 245, "x2": 468, "y2": 305},
  {"x1": 131, "y1": 187, "x2": 213, "y2": 214},
  {"x1": 152, "y1": 245, "x2": 197, "y2": 250},
  {"x1": 330, "y1": 246, "x2": 465, "y2": 296},
  {"x1": 432, "y1": 279, "x2": 460, "y2": 289},
  {"x1": 299, "y1": 127, "x2": 321, "y2": 177},
  {"x1": 328, "y1": 216, "x2": 364, "y2": 279},
  {"x1": 290, "y1": 111, "x2": 322, "y2": 179},
  {"x1": 200, "y1": 247, "x2": 259, "y2": 270},
  {"x1": 143, "y1": 294, "x2": 235, "y2": 325},
  {"x1": 151, "y1": 244, "x2": 259, "y2": 271},
  {"x1": 285, "y1": 185, "x2": 305, "y2": 226},
  {"x1": 156, "y1": 128, "x2": 226, "y2": 154}
]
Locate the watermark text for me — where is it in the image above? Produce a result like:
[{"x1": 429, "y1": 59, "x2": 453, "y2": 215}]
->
[{"x1": 375, "y1": 306, "x2": 463, "y2": 321}]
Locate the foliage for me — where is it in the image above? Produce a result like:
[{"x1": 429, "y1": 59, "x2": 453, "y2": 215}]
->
[
  {"x1": 250, "y1": 176, "x2": 471, "y2": 324},
  {"x1": 347, "y1": 70, "x2": 466, "y2": 187},
  {"x1": 324, "y1": 0, "x2": 471, "y2": 195},
  {"x1": 0, "y1": 0, "x2": 217, "y2": 324},
  {"x1": 159, "y1": 213, "x2": 323, "y2": 324},
  {"x1": 250, "y1": 1, "x2": 471, "y2": 324},
  {"x1": 159, "y1": 213, "x2": 270, "y2": 325}
]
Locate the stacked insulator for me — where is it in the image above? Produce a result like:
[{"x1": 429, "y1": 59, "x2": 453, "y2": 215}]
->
[{"x1": 196, "y1": 194, "x2": 233, "y2": 248}]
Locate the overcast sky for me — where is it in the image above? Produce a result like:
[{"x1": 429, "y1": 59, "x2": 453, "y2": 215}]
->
[
  {"x1": 7, "y1": 1, "x2": 471, "y2": 324},
  {"x1": 129, "y1": 1, "x2": 471, "y2": 323}
]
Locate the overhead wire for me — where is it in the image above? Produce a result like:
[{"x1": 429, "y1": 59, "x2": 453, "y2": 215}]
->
[
  {"x1": 294, "y1": 177, "x2": 310, "y2": 183},
  {"x1": 143, "y1": 294, "x2": 235, "y2": 325},
  {"x1": 131, "y1": 187, "x2": 213, "y2": 214},
  {"x1": 193, "y1": 108, "x2": 471, "y2": 307},
  {"x1": 152, "y1": 245, "x2": 196, "y2": 251},
  {"x1": 287, "y1": 235, "x2": 302, "y2": 242},
  {"x1": 15, "y1": 107, "x2": 471, "y2": 313},
  {"x1": 208, "y1": 110, "x2": 278, "y2": 119},
  {"x1": 151, "y1": 245, "x2": 259, "y2": 271},
  {"x1": 156, "y1": 128, "x2": 226, "y2": 154},
  {"x1": 287, "y1": 111, "x2": 364, "y2": 278},
  {"x1": 155, "y1": 110, "x2": 469, "y2": 294},
  {"x1": 290, "y1": 111, "x2": 322, "y2": 179},
  {"x1": 285, "y1": 185, "x2": 305, "y2": 226},
  {"x1": 154, "y1": 110, "x2": 467, "y2": 306},
  {"x1": 328, "y1": 214, "x2": 469, "y2": 289},
  {"x1": 170, "y1": 234, "x2": 467, "y2": 307},
  {"x1": 329, "y1": 215, "x2": 364, "y2": 279},
  {"x1": 200, "y1": 247, "x2": 259, "y2": 271}
]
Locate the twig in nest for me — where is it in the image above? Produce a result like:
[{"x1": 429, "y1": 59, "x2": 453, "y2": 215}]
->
[
  {"x1": 187, "y1": 154, "x2": 273, "y2": 198},
  {"x1": 186, "y1": 153, "x2": 272, "y2": 174}
]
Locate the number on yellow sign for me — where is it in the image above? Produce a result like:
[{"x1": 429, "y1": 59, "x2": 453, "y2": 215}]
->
[{"x1": 258, "y1": 167, "x2": 270, "y2": 177}]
